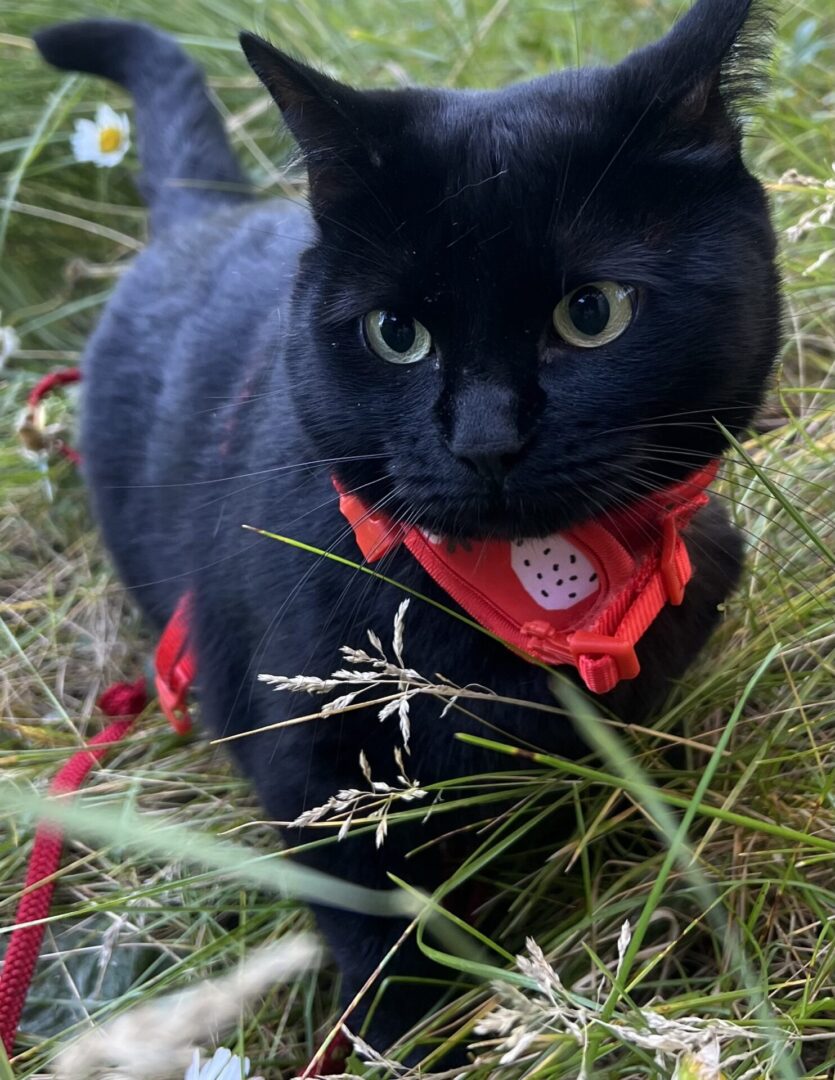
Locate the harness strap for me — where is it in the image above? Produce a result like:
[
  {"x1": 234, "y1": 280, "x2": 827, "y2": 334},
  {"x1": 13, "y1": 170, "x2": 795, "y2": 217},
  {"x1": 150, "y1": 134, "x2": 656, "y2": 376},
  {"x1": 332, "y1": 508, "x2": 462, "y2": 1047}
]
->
[
  {"x1": 154, "y1": 592, "x2": 196, "y2": 735},
  {"x1": 521, "y1": 507, "x2": 697, "y2": 693}
]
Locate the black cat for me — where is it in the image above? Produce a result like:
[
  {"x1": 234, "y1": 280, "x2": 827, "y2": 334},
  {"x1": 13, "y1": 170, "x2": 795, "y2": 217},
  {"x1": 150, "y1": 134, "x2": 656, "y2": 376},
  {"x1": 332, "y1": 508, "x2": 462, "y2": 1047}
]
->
[{"x1": 35, "y1": 0, "x2": 780, "y2": 1061}]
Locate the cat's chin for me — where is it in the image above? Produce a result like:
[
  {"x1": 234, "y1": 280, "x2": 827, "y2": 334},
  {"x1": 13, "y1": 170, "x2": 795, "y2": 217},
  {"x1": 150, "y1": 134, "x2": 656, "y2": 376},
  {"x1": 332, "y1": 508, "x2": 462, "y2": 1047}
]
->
[
  {"x1": 393, "y1": 452, "x2": 705, "y2": 542},
  {"x1": 410, "y1": 496, "x2": 586, "y2": 543}
]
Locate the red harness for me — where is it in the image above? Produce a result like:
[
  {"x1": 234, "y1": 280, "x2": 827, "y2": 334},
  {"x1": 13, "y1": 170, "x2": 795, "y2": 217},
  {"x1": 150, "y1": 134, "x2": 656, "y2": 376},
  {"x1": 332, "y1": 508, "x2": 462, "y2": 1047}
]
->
[{"x1": 336, "y1": 462, "x2": 716, "y2": 694}]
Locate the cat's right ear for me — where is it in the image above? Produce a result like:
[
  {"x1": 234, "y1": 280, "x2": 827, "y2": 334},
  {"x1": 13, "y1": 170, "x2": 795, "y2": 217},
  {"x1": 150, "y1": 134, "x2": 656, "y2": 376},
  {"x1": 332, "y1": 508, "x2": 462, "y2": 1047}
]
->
[
  {"x1": 239, "y1": 32, "x2": 384, "y2": 211},
  {"x1": 612, "y1": 0, "x2": 773, "y2": 160}
]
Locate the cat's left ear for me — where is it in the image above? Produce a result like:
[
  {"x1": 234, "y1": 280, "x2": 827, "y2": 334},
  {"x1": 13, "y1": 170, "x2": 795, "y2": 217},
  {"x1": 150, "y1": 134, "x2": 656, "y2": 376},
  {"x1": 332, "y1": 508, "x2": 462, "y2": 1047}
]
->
[
  {"x1": 240, "y1": 32, "x2": 392, "y2": 210},
  {"x1": 613, "y1": 0, "x2": 772, "y2": 157}
]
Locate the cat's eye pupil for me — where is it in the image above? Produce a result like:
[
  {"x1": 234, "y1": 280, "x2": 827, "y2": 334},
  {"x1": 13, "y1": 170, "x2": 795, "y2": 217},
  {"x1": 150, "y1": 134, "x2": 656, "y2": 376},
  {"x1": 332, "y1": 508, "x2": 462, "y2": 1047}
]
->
[
  {"x1": 379, "y1": 312, "x2": 416, "y2": 354},
  {"x1": 568, "y1": 286, "x2": 610, "y2": 336}
]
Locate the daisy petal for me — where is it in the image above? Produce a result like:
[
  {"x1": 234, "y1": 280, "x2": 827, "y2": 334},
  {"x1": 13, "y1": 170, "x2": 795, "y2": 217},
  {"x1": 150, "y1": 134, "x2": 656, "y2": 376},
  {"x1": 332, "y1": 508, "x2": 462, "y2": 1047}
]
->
[
  {"x1": 0, "y1": 325, "x2": 21, "y2": 369},
  {"x1": 184, "y1": 1049, "x2": 202, "y2": 1080},
  {"x1": 216, "y1": 1052, "x2": 250, "y2": 1080},
  {"x1": 96, "y1": 102, "x2": 122, "y2": 129},
  {"x1": 100, "y1": 147, "x2": 130, "y2": 166},
  {"x1": 203, "y1": 1048, "x2": 235, "y2": 1080},
  {"x1": 185, "y1": 1048, "x2": 257, "y2": 1080},
  {"x1": 70, "y1": 133, "x2": 97, "y2": 163}
]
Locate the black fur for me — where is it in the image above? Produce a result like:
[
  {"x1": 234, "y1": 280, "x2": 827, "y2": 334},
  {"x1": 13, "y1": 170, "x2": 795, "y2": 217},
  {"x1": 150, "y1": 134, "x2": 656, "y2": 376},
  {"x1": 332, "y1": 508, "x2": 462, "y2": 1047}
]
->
[{"x1": 35, "y1": 0, "x2": 780, "y2": 1058}]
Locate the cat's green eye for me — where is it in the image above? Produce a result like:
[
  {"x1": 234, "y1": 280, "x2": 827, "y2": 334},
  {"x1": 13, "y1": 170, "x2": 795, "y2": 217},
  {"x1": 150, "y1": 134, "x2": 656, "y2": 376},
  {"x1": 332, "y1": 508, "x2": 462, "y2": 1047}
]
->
[
  {"x1": 552, "y1": 281, "x2": 636, "y2": 349},
  {"x1": 363, "y1": 310, "x2": 432, "y2": 365}
]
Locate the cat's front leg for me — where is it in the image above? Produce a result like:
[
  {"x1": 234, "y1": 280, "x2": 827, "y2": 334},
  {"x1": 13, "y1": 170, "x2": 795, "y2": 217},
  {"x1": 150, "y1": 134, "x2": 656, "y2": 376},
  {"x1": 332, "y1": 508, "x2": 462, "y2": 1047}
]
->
[{"x1": 292, "y1": 830, "x2": 460, "y2": 1058}]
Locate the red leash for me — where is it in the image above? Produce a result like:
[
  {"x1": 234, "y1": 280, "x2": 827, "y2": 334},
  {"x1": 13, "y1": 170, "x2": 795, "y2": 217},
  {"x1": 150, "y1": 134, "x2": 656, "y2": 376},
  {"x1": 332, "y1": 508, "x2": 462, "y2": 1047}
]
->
[
  {"x1": 0, "y1": 680, "x2": 147, "y2": 1055},
  {"x1": 3, "y1": 371, "x2": 153, "y2": 1052},
  {"x1": 18, "y1": 367, "x2": 82, "y2": 465}
]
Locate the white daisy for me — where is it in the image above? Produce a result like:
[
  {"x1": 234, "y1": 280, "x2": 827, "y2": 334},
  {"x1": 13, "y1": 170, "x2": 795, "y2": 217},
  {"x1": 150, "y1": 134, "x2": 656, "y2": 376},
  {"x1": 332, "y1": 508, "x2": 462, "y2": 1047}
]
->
[
  {"x1": 71, "y1": 103, "x2": 131, "y2": 167},
  {"x1": 0, "y1": 323, "x2": 20, "y2": 369},
  {"x1": 184, "y1": 1047, "x2": 264, "y2": 1080}
]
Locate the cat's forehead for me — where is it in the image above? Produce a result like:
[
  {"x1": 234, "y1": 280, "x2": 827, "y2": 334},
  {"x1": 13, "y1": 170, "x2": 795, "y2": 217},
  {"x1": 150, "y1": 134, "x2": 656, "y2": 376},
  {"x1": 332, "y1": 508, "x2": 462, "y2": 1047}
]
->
[
  {"x1": 388, "y1": 71, "x2": 638, "y2": 222},
  {"x1": 319, "y1": 45, "x2": 759, "y2": 309},
  {"x1": 414, "y1": 74, "x2": 606, "y2": 161},
  {"x1": 368, "y1": 72, "x2": 647, "y2": 258},
  {"x1": 429, "y1": 68, "x2": 611, "y2": 141}
]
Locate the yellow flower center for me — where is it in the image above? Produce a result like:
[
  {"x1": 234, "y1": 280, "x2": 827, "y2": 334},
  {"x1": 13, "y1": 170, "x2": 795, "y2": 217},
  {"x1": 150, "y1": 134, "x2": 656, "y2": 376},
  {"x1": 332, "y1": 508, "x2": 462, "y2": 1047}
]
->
[{"x1": 98, "y1": 127, "x2": 122, "y2": 154}]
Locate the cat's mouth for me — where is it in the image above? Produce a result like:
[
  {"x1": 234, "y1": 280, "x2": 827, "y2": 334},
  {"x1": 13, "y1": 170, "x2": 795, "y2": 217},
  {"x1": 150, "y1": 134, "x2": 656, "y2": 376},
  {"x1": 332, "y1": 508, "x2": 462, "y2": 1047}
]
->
[
  {"x1": 399, "y1": 488, "x2": 601, "y2": 542},
  {"x1": 391, "y1": 459, "x2": 682, "y2": 542},
  {"x1": 387, "y1": 446, "x2": 696, "y2": 542}
]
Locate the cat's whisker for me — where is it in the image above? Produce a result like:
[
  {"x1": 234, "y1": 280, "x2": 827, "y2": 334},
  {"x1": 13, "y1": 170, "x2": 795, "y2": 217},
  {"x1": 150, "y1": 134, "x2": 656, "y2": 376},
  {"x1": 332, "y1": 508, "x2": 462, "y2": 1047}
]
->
[
  {"x1": 192, "y1": 471, "x2": 384, "y2": 516},
  {"x1": 593, "y1": 477, "x2": 665, "y2": 552},
  {"x1": 623, "y1": 466, "x2": 829, "y2": 607},
  {"x1": 239, "y1": 481, "x2": 407, "y2": 721},
  {"x1": 105, "y1": 453, "x2": 388, "y2": 491},
  {"x1": 600, "y1": 471, "x2": 772, "y2": 590},
  {"x1": 297, "y1": 485, "x2": 416, "y2": 672},
  {"x1": 316, "y1": 498, "x2": 432, "y2": 668},
  {"x1": 546, "y1": 147, "x2": 574, "y2": 256},
  {"x1": 424, "y1": 167, "x2": 509, "y2": 217},
  {"x1": 597, "y1": 402, "x2": 784, "y2": 435},
  {"x1": 121, "y1": 474, "x2": 390, "y2": 597},
  {"x1": 123, "y1": 541, "x2": 266, "y2": 594},
  {"x1": 597, "y1": 475, "x2": 783, "y2": 599},
  {"x1": 316, "y1": 206, "x2": 394, "y2": 259},
  {"x1": 565, "y1": 88, "x2": 659, "y2": 236},
  {"x1": 598, "y1": 434, "x2": 831, "y2": 503},
  {"x1": 599, "y1": 403, "x2": 833, "y2": 440},
  {"x1": 630, "y1": 445, "x2": 834, "y2": 526}
]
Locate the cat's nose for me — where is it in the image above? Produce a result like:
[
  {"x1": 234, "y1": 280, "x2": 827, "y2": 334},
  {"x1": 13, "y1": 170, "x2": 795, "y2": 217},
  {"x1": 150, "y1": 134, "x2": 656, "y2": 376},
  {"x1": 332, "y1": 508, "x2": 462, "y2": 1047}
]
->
[
  {"x1": 445, "y1": 380, "x2": 536, "y2": 487},
  {"x1": 455, "y1": 448, "x2": 522, "y2": 487},
  {"x1": 442, "y1": 377, "x2": 541, "y2": 487}
]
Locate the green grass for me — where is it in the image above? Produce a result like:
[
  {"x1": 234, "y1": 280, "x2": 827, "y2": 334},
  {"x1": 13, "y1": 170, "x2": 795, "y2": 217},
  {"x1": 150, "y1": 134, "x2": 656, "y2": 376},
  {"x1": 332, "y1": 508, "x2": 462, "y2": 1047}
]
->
[{"x1": 1, "y1": 1, "x2": 834, "y2": 1077}]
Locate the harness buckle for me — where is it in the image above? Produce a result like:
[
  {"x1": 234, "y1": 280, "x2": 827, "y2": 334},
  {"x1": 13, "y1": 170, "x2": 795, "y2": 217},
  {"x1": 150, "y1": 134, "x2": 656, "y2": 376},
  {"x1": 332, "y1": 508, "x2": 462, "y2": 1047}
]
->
[
  {"x1": 521, "y1": 621, "x2": 572, "y2": 666},
  {"x1": 154, "y1": 662, "x2": 193, "y2": 735},
  {"x1": 568, "y1": 631, "x2": 641, "y2": 682}
]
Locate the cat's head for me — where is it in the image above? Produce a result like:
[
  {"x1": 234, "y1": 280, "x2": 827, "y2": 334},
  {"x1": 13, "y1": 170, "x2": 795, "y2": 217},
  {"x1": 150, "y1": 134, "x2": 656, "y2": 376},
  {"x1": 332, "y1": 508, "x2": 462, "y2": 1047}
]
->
[{"x1": 242, "y1": 0, "x2": 780, "y2": 539}]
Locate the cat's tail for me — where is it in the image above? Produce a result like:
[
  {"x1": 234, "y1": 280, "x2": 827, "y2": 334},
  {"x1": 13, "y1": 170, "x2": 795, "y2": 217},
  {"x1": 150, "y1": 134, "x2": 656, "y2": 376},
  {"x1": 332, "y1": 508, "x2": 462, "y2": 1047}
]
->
[{"x1": 34, "y1": 19, "x2": 250, "y2": 232}]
